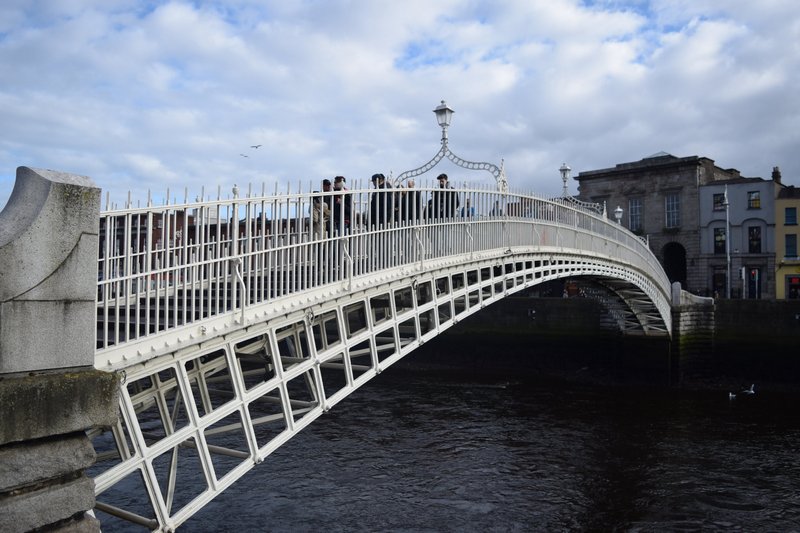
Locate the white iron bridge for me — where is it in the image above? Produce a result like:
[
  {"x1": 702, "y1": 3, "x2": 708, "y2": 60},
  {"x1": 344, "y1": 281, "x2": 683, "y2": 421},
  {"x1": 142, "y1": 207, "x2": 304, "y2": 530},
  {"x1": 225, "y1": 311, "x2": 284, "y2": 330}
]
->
[{"x1": 89, "y1": 181, "x2": 672, "y2": 531}]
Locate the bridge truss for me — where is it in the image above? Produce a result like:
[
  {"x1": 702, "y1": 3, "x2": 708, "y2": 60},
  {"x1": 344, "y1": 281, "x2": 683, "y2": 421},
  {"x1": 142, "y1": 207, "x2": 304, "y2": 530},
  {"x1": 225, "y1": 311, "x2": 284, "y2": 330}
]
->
[{"x1": 89, "y1": 182, "x2": 672, "y2": 531}]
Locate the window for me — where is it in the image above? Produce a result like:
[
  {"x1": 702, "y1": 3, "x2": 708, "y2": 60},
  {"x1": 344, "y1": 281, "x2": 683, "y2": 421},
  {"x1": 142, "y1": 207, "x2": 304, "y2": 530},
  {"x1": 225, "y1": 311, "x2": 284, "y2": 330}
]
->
[
  {"x1": 665, "y1": 193, "x2": 680, "y2": 228},
  {"x1": 713, "y1": 193, "x2": 726, "y2": 211},
  {"x1": 628, "y1": 198, "x2": 642, "y2": 232},
  {"x1": 747, "y1": 191, "x2": 761, "y2": 209},
  {"x1": 786, "y1": 207, "x2": 797, "y2": 226},
  {"x1": 788, "y1": 276, "x2": 800, "y2": 299},
  {"x1": 714, "y1": 228, "x2": 726, "y2": 254},
  {"x1": 748, "y1": 226, "x2": 762, "y2": 253},
  {"x1": 787, "y1": 234, "x2": 798, "y2": 259}
]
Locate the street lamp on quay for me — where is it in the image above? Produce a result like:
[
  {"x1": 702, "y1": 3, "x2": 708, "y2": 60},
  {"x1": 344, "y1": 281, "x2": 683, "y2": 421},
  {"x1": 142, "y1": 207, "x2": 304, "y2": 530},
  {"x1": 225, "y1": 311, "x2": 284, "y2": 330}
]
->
[
  {"x1": 560, "y1": 163, "x2": 571, "y2": 197},
  {"x1": 724, "y1": 185, "x2": 731, "y2": 299}
]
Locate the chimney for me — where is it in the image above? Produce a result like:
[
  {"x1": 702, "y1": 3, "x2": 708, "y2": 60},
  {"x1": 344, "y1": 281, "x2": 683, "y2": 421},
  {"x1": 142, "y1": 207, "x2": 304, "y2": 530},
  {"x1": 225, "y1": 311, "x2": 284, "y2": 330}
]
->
[{"x1": 772, "y1": 166, "x2": 782, "y2": 184}]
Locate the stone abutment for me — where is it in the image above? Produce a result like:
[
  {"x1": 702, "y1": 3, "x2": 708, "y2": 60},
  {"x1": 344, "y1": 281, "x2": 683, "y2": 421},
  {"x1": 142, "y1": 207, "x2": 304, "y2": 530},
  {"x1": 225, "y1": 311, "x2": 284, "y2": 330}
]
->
[{"x1": 0, "y1": 167, "x2": 118, "y2": 533}]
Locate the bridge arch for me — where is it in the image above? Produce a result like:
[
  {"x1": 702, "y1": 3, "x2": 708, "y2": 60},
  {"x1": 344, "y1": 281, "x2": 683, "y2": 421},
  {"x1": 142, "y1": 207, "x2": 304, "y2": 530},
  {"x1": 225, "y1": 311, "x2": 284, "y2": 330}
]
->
[{"x1": 89, "y1": 183, "x2": 672, "y2": 530}]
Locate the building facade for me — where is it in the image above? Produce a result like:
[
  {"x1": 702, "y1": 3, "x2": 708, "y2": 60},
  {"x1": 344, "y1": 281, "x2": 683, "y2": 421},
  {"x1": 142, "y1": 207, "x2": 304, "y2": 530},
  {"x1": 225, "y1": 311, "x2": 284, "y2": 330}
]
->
[
  {"x1": 776, "y1": 183, "x2": 800, "y2": 299},
  {"x1": 575, "y1": 153, "x2": 750, "y2": 296},
  {"x1": 698, "y1": 177, "x2": 779, "y2": 298}
]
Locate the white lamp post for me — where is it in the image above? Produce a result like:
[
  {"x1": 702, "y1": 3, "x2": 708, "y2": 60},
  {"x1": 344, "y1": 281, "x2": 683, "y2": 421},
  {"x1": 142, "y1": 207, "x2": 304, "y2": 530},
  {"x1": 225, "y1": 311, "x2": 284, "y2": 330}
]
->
[
  {"x1": 397, "y1": 100, "x2": 507, "y2": 192},
  {"x1": 614, "y1": 205, "x2": 623, "y2": 224},
  {"x1": 560, "y1": 163, "x2": 571, "y2": 197},
  {"x1": 433, "y1": 100, "x2": 454, "y2": 145}
]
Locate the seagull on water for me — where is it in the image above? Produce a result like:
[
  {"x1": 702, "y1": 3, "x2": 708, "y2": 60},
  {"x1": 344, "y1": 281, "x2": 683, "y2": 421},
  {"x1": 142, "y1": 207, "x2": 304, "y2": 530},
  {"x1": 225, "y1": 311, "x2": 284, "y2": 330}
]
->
[{"x1": 728, "y1": 384, "x2": 755, "y2": 400}]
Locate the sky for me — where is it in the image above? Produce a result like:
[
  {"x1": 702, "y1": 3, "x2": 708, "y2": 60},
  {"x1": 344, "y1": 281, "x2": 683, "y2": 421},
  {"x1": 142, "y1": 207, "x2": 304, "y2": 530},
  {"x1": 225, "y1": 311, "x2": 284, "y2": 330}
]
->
[{"x1": 1, "y1": 0, "x2": 798, "y2": 209}]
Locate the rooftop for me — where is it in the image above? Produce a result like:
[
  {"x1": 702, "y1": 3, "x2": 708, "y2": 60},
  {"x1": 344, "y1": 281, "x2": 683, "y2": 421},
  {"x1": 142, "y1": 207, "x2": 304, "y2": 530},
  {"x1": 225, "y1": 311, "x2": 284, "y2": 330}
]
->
[
  {"x1": 577, "y1": 153, "x2": 715, "y2": 179},
  {"x1": 778, "y1": 185, "x2": 800, "y2": 199}
]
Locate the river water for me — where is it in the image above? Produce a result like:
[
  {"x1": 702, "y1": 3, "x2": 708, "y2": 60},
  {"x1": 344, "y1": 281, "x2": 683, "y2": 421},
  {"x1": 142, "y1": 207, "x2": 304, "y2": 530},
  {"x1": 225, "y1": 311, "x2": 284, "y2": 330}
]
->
[{"x1": 139, "y1": 363, "x2": 799, "y2": 533}]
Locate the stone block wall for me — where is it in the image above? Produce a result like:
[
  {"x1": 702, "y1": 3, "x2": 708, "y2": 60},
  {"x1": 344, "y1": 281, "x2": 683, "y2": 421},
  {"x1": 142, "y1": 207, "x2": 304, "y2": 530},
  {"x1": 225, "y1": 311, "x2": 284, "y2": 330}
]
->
[
  {"x1": 0, "y1": 372, "x2": 118, "y2": 532},
  {"x1": 670, "y1": 286, "x2": 716, "y2": 381},
  {"x1": 0, "y1": 167, "x2": 119, "y2": 532}
]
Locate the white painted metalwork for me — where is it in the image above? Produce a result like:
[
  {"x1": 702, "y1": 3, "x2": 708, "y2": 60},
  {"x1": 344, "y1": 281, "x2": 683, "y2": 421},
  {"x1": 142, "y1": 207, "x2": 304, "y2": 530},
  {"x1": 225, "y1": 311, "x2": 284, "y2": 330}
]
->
[
  {"x1": 395, "y1": 101, "x2": 508, "y2": 192},
  {"x1": 557, "y1": 163, "x2": 603, "y2": 215},
  {"x1": 560, "y1": 195, "x2": 605, "y2": 215},
  {"x1": 91, "y1": 180, "x2": 672, "y2": 531}
]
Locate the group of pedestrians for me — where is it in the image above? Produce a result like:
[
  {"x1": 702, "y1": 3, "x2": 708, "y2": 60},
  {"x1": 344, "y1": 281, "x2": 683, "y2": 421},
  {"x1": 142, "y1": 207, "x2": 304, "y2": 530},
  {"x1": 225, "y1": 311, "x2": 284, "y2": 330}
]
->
[
  {"x1": 312, "y1": 175, "x2": 353, "y2": 236},
  {"x1": 312, "y1": 172, "x2": 470, "y2": 237},
  {"x1": 369, "y1": 172, "x2": 463, "y2": 228}
]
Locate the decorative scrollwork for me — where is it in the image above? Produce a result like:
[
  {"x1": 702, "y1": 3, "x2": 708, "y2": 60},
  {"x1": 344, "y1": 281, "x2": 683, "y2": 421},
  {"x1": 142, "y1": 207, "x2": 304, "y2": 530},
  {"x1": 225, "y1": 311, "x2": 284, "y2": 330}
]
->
[
  {"x1": 396, "y1": 145, "x2": 508, "y2": 193},
  {"x1": 561, "y1": 196, "x2": 604, "y2": 215}
]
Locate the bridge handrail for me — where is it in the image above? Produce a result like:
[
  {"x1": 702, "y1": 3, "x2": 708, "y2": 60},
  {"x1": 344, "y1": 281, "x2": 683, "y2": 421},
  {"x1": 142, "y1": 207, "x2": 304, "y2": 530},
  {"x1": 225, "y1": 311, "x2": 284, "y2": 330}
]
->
[{"x1": 95, "y1": 181, "x2": 670, "y2": 368}]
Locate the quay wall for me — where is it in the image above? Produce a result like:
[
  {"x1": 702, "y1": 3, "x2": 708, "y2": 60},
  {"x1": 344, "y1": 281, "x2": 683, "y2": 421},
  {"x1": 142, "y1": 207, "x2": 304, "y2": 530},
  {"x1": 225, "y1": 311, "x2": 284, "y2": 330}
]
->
[
  {"x1": 403, "y1": 294, "x2": 800, "y2": 389},
  {"x1": 711, "y1": 299, "x2": 800, "y2": 383},
  {"x1": 670, "y1": 288, "x2": 715, "y2": 383}
]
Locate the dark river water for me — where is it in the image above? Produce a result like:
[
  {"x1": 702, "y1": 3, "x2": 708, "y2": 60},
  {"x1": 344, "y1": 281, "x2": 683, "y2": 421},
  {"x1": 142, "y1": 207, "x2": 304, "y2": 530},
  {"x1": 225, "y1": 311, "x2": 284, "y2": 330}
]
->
[{"x1": 100, "y1": 364, "x2": 800, "y2": 532}]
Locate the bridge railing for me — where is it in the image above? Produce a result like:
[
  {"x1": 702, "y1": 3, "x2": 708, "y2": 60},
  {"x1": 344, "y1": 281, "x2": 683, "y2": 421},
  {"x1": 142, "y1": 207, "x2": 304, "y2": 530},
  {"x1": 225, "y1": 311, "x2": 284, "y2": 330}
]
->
[{"x1": 96, "y1": 182, "x2": 669, "y2": 367}]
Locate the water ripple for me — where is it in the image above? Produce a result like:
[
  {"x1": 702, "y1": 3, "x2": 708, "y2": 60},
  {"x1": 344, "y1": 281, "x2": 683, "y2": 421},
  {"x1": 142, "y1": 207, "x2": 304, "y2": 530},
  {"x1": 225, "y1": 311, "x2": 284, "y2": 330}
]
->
[{"x1": 100, "y1": 370, "x2": 800, "y2": 532}]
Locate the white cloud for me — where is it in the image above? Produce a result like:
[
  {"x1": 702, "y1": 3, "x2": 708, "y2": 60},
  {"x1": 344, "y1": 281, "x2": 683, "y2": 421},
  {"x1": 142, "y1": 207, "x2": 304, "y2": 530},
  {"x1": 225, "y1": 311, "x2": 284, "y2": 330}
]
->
[{"x1": 1, "y1": 0, "x2": 799, "y2": 209}]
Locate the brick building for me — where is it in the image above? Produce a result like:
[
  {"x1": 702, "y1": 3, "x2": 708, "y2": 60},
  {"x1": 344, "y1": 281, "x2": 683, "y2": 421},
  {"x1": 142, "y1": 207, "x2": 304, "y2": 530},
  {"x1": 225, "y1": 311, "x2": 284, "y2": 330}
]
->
[{"x1": 575, "y1": 152, "x2": 749, "y2": 296}]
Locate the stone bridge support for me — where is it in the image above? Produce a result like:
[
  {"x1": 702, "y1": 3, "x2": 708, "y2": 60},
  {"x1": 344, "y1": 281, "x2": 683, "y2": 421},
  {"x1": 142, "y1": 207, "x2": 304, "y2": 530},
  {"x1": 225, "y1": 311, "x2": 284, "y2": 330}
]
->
[
  {"x1": 0, "y1": 167, "x2": 118, "y2": 532},
  {"x1": 670, "y1": 282, "x2": 715, "y2": 383}
]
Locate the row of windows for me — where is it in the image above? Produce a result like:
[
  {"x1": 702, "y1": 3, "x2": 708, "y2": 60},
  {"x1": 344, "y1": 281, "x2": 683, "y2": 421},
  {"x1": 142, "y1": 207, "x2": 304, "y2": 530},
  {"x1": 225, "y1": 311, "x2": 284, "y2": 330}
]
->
[
  {"x1": 624, "y1": 195, "x2": 795, "y2": 234},
  {"x1": 626, "y1": 193, "x2": 775, "y2": 231},
  {"x1": 711, "y1": 193, "x2": 797, "y2": 225},
  {"x1": 713, "y1": 228, "x2": 798, "y2": 258},
  {"x1": 713, "y1": 226, "x2": 764, "y2": 254},
  {"x1": 625, "y1": 195, "x2": 681, "y2": 232},
  {"x1": 712, "y1": 191, "x2": 763, "y2": 211}
]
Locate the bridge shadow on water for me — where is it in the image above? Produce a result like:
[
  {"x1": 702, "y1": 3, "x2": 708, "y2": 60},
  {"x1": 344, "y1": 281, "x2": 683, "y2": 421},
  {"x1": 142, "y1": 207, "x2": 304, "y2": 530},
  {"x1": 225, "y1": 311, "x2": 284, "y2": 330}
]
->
[
  {"x1": 398, "y1": 294, "x2": 674, "y2": 388},
  {"x1": 401, "y1": 294, "x2": 800, "y2": 395}
]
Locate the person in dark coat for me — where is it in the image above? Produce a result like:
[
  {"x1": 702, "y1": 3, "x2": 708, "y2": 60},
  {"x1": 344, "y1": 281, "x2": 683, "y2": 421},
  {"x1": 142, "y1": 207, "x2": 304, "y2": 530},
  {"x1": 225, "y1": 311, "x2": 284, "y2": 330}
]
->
[
  {"x1": 370, "y1": 173, "x2": 395, "y2": 227},
  {"x1": 332, "y1": 175, "x2": 352, "y2": 232},
  {"x1": 431, "y1": 173, "x2": 459, "y2": 220}
]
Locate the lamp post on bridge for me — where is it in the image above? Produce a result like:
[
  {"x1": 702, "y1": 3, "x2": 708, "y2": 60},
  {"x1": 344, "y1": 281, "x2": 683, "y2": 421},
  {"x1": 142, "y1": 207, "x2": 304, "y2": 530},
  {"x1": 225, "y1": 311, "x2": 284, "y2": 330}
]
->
[
  {"x1": 434, "y1": 100, "x2": 454, "y2": 146},
  {"x1": 557, "y1": 164, "x2": 605, "y2": 216},
  {"x1": 395, "y1": 100, "x2": 508, "y2": 192},
  {"x1": 614, "y1": 205, "x2": 623, "y2": 224}
]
